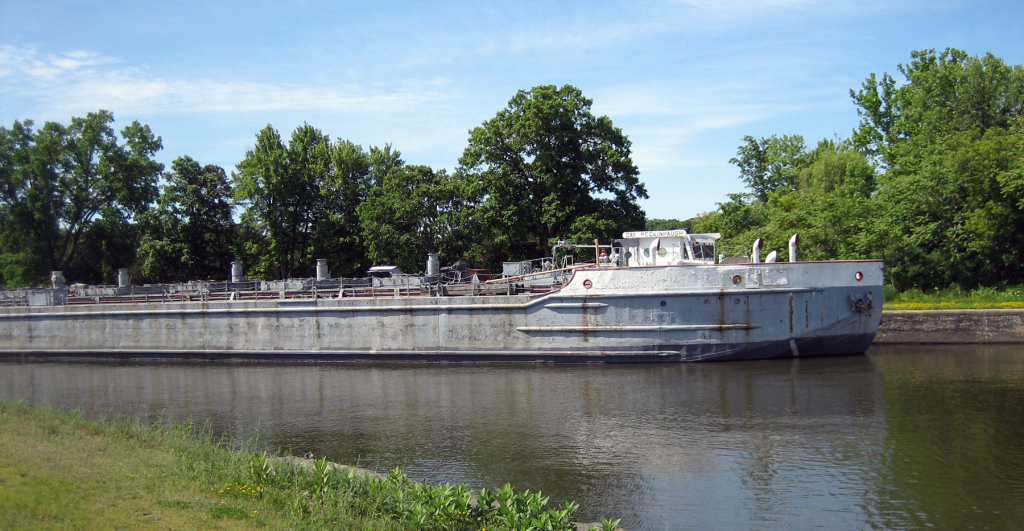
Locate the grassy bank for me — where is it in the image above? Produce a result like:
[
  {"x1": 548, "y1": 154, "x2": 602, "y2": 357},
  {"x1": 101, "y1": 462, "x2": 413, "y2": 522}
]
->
[
  {"x1": 884, "y1": 285, "x2": 1024, "y2": 310},
  {"x1": 0, "y1": 401, "x2": 618, "y2": 531}
]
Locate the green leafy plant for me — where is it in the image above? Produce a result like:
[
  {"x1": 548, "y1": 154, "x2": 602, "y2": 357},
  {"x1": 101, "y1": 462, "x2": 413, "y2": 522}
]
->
[
  {"x1": 311, "y1": 456, "x2": 332, "y2": 503},
  {"x1": 247, "y1": 451, "x2": 272, "y2": 499}
]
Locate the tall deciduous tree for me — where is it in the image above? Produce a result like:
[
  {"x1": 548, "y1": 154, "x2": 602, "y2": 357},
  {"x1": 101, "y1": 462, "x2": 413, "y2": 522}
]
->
[
  {"x1": 851, "y1": 48, "x2": 1024, "y2": 166},
  {"x1": 459, "y1": 85, "x2": 647, "y2": 265},
  {"x1": 0, "y1": 111, "x2": 162, "y2": 286},
  {"x1": 358, "y1": 161, "x2": 478, "y2": 273},
  {"x1": 233, "y1": 124, "x2": 373, "y2": 279},
  {"x1": 138, "y1": 156, "x2": 235, "y2": 282},
  {"x1": 729, "y1": 134, "x2": 807, "y2": 201},
  {"x1": 852, "y1": 49, "x2": 1024, "y2": 289},
  {"x1": 234, "y1": 124, "x2": 330, "y2": 279},
  {"x1": 0, "y1": 120, "x2": 46, "y2": 286}
]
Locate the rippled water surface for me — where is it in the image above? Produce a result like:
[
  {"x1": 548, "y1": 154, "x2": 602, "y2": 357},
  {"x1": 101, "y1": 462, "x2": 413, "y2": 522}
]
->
[{"x1": 2, "y1": 345, "x2": 1023, "y2": 530}]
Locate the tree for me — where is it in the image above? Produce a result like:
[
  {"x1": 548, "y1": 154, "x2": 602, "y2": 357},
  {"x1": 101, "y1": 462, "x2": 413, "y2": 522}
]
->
[
  {"x1": 233, "y1": 124, "x2": 374, "y2": 280},
  {"x1": 729, "y1": 134, "x2": 807, "y2": 201},
  {"x1": 0, "y1": 111, "x2": 162, "y2": 285},
  {"x1": 234, "y1": 124, "x2": 330, "y2": 279},
  {"x1": 697, "y1": 139, "x2": 880, "y2": 262},
  {"x1": 646, "y1": 218, "x2": 690, "y2": 231},
  {"x1": 138, "y1": 156, "x2": 235, "y2": 282},
  {"x1": 358, "y1": 163, "x2": 478, "y2": 273},
  {"x1": 320, "y1": 139, "x2": 373, "y2": 278},
  {"x1": 851, "y1": 48, "x2": 1024, "y2": 166},
  {"x1": 0, "y1": 120, "x2": 46, "y2": 286},
  {"x1": 851, "y1": 49, "x2": 1024, "y2": 289},
  {"x1": 459, "y1": 85, "x2": 647, "y2": 265},
  {"x1": 794, "y1": 141, "x2": 876, "y2": 198}
]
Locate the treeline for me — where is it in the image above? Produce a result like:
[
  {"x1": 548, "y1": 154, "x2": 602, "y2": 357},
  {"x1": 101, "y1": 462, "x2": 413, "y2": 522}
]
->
[
  {"x1": 690, "y1": 48, "x2": 1024, "y2": 291},
  {"x1": 4, "y1": 49, "x2": 1021, "y2": 291},
  {"x1": 0, "y1": 85, "x2": 647, "y2": 287}
]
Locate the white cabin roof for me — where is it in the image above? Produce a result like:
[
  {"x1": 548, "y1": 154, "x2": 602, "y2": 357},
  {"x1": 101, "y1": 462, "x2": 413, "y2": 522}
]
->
[{"x1": 621, "y1": 230, "x2": 721, "y2": 242}]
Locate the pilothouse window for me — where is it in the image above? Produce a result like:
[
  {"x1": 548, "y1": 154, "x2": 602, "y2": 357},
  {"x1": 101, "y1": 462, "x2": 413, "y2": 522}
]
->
[{"x1": 691, "y1": 243, "x2": 715, "y2": 261}]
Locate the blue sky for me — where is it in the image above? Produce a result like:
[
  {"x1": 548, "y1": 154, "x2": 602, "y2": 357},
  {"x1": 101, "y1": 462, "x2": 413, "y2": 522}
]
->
[{"x1": 1, "y1": 0, "x2": 1022, "y2": 220}]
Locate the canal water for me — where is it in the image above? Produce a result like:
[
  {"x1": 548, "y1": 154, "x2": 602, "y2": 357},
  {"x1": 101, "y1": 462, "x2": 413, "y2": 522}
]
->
[{"x1": 2, "y1": 345, "x2": 1022, "y2": 531}]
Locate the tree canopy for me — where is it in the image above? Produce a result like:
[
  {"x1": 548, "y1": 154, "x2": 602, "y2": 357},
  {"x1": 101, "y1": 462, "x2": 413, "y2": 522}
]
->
[
  {"x1": 233, "y1": 124, "x2": 374, "y2": 279},
  {"x1": 695, "y1": 48, "x2": 1024, "y2": 291},
  {"x1": 459, "y1": 84, "x2": 647, "y2": 264},
  {"x1": 357, "y1": 161, "x2": 477, "y2": 273},
  {"x1": 137, "y1": 156, "x2": 235, "y2": 282},
  {"x1": 0, "y1": 110, "x2": 162, "y2": 286}
]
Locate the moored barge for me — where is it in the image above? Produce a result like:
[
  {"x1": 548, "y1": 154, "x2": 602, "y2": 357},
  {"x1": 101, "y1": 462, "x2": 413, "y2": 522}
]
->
[{"x1": 0, "y1": 231, "x2": 882, "y2": 362}]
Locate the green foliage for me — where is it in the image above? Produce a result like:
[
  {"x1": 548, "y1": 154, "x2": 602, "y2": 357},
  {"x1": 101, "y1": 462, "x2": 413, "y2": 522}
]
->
[
  {"x1": 703, "y1": 49, "x2": 1024, "y2": 292},
  {"x1": 138, "y1": 156, "x2": 235, "y2": 282},
  {"x1": 874, "y1": 124, "x2": 1024, "y2": 289},
  {"x1": 645, "y1": 218, "x2": 690, "y2": 231},
  {"x1": 248, "y1": 452, "x2": 272, "y2": 499},
  {"x1": 357, "y1": 162, "x2": 478, "y2": 273},
  {"x1": 64, "y1": 215, "x2": 142, "y2": 285},
  {"x1": 311, "y1": 456, "x2": 332, "y2": 502},
  {"x1": 852, "y1": 48, "x2": 1024, "y2": 166},
  {"x1": 233, "y1": 125, "x2": 371, "y2": 279},
  {"x1": 847, "y1": 49, "x2": 1024, "y2": 289},
  {"x1": 729, "y1": 134, "x2": 807, "y2": 201},
  {"x1": 883, "y1": 283, "x2": 1024, "y2": 309},
  {"x1": 492, "y1": 483, "x2": 578, "y2": 531},
  {"x1": 0, "y1": 111, "x2": 162, "y2": 285},
  {"x1": 460, "y1": 84, "x2": 647, "y2": 267}
]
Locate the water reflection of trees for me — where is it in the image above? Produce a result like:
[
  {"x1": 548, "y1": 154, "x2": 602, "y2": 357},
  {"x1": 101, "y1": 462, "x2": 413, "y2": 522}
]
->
[{"x1": 866, "y1": 345, "x2": 1024, "y2": 530}]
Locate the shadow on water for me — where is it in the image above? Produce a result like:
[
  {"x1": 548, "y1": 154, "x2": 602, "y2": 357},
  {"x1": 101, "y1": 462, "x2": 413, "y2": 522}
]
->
[{"x1": 2, "y1": 346, "x2": 1023, "y2": 530}]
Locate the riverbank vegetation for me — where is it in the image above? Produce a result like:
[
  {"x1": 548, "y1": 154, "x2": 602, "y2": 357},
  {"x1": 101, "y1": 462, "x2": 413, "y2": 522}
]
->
[
  {"x1": 884, "y1": 285, "x2": 1024, "y2": 310},
  {"x1": 0, "y1": 400, "x2": 617, "y2": 531},
  {"x1": 1, "y1": 49, "x2": 1021, "y2": 297}
]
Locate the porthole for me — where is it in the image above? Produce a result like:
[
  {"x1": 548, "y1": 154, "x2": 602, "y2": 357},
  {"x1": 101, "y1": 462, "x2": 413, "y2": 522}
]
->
[
  {"x1": 583, "y1": 279, "x2": 593, "y2": 289},
  {"x1": 855, "y1": 271, "x2": 864, "y2": 281},
  {"x1": 732, "y1": 274, "x2": 742, "y2": 285},
  {"x1": 660, "y1": 300, "x2": 667, "y2": 307}
]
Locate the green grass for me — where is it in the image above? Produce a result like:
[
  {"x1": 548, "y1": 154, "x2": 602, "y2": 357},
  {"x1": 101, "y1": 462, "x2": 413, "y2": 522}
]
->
[
  {"x1": 0, "y1": 401, "x2": 615, "y2": 531},
  {"x1": 883, "y1": 284, "x2": 1024, "y2": 310}
]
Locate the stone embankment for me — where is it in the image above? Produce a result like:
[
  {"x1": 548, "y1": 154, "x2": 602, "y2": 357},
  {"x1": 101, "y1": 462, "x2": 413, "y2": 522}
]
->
[{"x1": 876, "y1": 309, "x2": 1024, "y2": 344}]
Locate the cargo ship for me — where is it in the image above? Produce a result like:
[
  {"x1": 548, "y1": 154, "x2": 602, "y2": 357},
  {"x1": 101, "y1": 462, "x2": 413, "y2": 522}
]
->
[{"x1": 0, "y1": 230, "x2": 882, "y2": 362}]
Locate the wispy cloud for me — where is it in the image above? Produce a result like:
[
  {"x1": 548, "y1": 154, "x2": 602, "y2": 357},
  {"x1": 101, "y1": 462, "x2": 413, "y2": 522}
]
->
[
  {"x1": 0, "y1": 45, "x2": 454, "y2": 116},
  {"x1": 0, "y1": 45, "x2": 120, "y2": 82}
]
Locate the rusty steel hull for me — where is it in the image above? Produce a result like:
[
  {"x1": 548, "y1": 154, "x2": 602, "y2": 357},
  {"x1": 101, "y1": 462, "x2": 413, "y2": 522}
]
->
[{"x1": 0, "y1": 261, "x2": 884, "y2": 363}]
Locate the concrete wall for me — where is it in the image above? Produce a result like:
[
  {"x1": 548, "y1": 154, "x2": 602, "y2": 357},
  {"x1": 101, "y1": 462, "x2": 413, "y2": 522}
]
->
[{"x1": 876, "y1": 309, "x2": 1024, "y2": 344}]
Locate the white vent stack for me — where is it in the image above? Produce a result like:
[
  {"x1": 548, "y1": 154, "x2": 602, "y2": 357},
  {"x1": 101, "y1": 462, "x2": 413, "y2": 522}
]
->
[
  {"x1": 752, "y1": 238, "x2": 764, "y2": 263},
  {"x1": 316, "y1": 259, "x2": 330, "y2": 281},
  {"x1": 117, "y1": 269, "x2": 131, "y2": 288},
  {"x1": 231, "y1": 262, "x2": 244, "y2": 282},
  {"x1": 765, "y1": 250, "x2": 778, "y2": 263},
  {"x1": 426, "y1": 253, "x2": 440, "y2": 281},
  {"x1": 789, "y1": 234, "x2": 800, "y2": 262}
]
